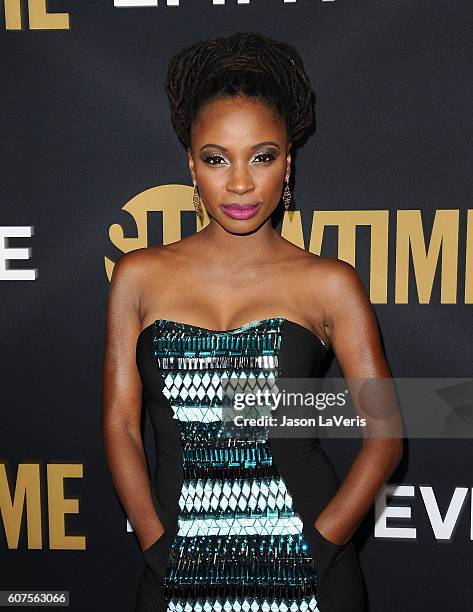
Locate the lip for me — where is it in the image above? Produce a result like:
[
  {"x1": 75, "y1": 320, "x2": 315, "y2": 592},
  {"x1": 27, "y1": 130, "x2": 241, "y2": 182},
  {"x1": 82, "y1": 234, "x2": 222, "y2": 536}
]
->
[{"x1": 221, "y1": 203, "x2": 260, "y2": 220}]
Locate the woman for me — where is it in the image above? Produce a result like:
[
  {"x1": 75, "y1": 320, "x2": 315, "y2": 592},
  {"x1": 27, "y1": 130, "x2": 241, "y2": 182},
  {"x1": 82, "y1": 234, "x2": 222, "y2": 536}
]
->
[{"x1": 102, "y1": 32, "x2": 403, "y2": 612}]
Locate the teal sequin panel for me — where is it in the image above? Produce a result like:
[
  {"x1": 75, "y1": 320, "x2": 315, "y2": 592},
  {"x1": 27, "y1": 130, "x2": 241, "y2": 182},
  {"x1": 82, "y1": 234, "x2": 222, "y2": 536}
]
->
[{"x1": 153, "y1": 317, "x2": 320, "y2": 612}]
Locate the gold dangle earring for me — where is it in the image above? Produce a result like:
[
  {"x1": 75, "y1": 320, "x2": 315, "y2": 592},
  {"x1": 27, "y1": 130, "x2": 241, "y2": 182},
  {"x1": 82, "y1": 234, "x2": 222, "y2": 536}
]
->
[
  {"x1": 193, "y1": 182, "x2": 201, "y2": 214},
  {"x1": 283, "y1": 178, "x2": 292, "y2": 211}
]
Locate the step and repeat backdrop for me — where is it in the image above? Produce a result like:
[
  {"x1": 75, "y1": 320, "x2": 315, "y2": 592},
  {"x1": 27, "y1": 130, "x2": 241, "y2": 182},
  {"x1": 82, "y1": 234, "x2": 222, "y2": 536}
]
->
[{"x1": 1, "y1": 1, "x2": 472, "y2": 610}]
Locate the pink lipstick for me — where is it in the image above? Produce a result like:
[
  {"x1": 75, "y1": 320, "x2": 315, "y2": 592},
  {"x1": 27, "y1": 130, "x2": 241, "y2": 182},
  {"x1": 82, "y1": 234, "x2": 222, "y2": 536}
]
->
[{"x1": 221, "y1": 203, "x2": 260, "y2": 220}]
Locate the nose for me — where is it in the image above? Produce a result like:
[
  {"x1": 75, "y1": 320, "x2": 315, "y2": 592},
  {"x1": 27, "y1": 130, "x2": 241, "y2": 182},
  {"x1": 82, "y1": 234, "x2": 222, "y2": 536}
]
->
[{"x1": 226, "y1": 161, "x2": 255, "y2": 196}]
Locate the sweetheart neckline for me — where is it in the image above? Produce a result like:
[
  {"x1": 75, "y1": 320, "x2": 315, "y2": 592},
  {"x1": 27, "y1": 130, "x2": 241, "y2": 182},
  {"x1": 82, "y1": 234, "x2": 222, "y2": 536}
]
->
[{"x1": 138, "y1": 317, "x2": 328, "y2": 352}]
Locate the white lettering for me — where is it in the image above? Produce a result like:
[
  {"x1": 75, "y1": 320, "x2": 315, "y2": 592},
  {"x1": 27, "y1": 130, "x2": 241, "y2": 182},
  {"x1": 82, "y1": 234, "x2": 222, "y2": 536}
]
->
[{"x1": 0, "y1": 226, "x2": 37, "y2": 280}]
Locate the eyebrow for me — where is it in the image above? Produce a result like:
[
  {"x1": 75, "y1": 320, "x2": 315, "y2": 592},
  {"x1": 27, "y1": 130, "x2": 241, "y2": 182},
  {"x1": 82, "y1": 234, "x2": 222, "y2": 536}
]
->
[{"x1": 199, "y1": 141, "x2": 281, "y2": 152}]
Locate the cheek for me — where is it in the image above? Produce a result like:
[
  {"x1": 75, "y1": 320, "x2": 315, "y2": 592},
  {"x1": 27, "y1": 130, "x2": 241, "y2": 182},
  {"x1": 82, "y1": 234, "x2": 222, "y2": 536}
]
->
[
  {"x1": 197, "y1": 171, "x2": 224, "y2": 199},
  {"x1": 258, "y1": 166, "x2": 286, "y2": 194}
]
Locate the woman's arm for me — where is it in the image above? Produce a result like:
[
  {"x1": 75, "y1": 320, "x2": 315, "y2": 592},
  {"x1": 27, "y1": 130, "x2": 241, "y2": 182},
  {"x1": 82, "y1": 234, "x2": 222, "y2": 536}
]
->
[
  {"x1": 101, "y1": 250, "x2": 164, "y2": 552},
  {"x1": 313, "y1": 259, "x2": 404, "y2": 545}
]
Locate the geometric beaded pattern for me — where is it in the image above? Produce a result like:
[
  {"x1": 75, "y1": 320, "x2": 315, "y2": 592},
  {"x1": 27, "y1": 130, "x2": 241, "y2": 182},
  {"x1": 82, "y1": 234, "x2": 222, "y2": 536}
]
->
[
  {"x1": 178, "y1": 476, "x2": 296, "y2": 517},
  {"x1": 152, "y1": 318, "x2": 320, "y2": 612}
]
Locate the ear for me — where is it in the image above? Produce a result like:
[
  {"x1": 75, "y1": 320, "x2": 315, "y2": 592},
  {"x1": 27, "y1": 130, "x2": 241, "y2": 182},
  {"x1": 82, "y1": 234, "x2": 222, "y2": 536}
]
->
[{"x1": 187, "y1": 147, "x2": 196, "y2": 184}]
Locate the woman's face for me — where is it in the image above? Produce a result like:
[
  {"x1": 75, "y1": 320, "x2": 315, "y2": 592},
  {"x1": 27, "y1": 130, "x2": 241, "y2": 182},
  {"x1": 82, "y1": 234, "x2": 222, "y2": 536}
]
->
[{"x1": 187, "y1": 95, "x2": 291, "y2": 232}]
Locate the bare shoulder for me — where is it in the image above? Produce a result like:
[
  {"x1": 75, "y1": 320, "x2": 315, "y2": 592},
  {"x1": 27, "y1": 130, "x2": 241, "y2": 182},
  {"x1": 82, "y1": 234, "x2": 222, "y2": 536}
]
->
[
  {"x1": 303, "y1": 254, "x2": 368, "y2": 302},
  {"x1": 110, "y1": 244, "x2": 175, "y2": 288}
]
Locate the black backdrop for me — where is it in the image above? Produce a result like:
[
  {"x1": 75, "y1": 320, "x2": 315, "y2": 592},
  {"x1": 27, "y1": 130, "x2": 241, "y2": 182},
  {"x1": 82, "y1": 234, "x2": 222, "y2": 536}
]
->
[{"x1": 1, "y1": 1, "x2": 472, "y2": 610}]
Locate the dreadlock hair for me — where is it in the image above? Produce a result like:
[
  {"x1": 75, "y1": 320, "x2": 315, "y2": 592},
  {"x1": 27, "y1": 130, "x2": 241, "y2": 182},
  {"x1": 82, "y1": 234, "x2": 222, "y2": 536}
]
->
[{"x1": 165, "y1": 31, "x2": 315, "y2": 149}]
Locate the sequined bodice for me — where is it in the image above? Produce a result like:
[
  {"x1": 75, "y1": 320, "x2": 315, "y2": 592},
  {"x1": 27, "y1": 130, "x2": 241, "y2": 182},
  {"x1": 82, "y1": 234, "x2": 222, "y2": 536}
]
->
[{"x1": 136, "y1": 316, "x2": 339, "y2": 612}]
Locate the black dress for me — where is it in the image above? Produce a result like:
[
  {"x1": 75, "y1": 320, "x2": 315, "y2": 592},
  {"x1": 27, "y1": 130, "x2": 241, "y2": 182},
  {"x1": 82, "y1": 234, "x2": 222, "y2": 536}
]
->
[{"x1": 134, "y1": 317, "x2": 364, "y2": 612}]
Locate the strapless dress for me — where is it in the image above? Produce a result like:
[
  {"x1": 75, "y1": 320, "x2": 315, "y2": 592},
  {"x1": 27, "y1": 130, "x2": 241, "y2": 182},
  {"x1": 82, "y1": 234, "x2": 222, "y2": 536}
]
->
[{"x1": 134, "y1": 317, "x2": 364, "y2": 612}]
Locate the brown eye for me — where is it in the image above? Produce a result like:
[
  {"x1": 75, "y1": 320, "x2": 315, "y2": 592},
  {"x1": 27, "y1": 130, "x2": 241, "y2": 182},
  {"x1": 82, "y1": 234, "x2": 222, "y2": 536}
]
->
[
  {"x1": 202, "y1": 155, "x2": 226, "y2": 165},
  {"x1": 254, "y1": 152, "x2": 277, "y2": 163}
]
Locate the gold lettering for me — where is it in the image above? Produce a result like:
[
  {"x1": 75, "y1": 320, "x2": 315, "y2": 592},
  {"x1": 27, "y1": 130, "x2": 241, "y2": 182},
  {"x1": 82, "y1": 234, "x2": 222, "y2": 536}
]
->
[
  {"x1": 0, "y1": 463, "x2": 42, "y2": 548},
  {"x1": 47, "y1": 464, "x2": 85, "y2": 550},
  {"x1": 4, "y1": 0, "x2": 23, "y2": 29},
  {"x1": 105, "y1": 189, "x2": 468, "y2": 304},
  {"x1": 28, "y1": 0, "x2": 69, "y2": 29},
  {"x1": 280, "y1": 210, "x2": 305, "y2": 249},
  {"x1": 465, "y1": 209, "x2": 473, "y2": 304},
  {"x1": 0, "y1": 463, "x2": 85, "y2": 550},
  {"x1": 4, "y1": 0, "x2": 69, "y2": 30},
  {"x1": 396, "y1": 210, "x2": 459, "y2": 304}
]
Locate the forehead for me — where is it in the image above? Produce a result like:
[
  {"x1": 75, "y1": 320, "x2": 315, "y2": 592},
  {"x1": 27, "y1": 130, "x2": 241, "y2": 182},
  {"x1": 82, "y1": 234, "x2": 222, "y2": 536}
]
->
[{"x1": 191, "y1": 96, "x2": 286, "y2": 146}]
